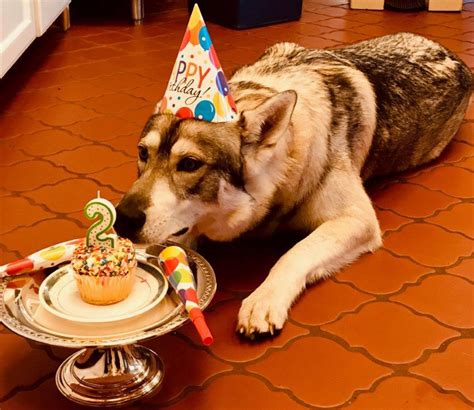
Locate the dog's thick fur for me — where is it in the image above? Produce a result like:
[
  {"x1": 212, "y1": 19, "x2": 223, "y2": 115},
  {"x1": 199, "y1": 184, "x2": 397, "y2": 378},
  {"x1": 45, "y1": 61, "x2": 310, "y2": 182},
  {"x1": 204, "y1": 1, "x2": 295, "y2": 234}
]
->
[{"x1": 115, "y1": 33, "x2": 472, "y2": 338}]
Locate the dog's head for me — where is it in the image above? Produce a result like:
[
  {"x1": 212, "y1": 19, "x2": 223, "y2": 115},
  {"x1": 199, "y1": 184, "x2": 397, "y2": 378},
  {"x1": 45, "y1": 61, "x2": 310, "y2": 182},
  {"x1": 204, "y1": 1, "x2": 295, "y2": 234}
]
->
[{"x1": 114, "y1": 90, "x2": 297, "y2": 246}]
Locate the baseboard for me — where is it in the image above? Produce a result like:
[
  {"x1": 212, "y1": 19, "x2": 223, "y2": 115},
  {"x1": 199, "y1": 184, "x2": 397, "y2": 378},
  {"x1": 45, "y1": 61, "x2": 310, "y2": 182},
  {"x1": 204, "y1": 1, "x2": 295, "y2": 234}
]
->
[
  {"x1": 427, "y1": 0, "x2": 462, "y2": 11},
  {"x1": 350, "y1": 0, "x2": 463, "y2": 11},
  {"x1": 350, "y1": 0, "x2": 384, "y2": 10}
]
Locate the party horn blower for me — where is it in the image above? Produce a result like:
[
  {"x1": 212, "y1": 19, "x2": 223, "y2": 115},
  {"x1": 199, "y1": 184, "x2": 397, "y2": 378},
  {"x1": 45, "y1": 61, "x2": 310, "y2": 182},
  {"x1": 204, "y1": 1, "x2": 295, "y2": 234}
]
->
[
  {"x1": 158, "y1": 246, "x2": 213, "y2": 346},
  {"x1": 0, "y1": 238, "x2": 84, "y2": 279}
]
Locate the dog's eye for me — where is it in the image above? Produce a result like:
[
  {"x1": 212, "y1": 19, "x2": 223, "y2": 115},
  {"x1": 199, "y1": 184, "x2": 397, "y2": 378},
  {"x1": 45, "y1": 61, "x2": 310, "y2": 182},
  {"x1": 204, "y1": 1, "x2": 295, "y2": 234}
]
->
[
  {"x1": 177, "y1": 157, "x2": 203, "y2": 172},
  {"x1": 138, "y1": 146, "x2": 148, "y2": 162}
]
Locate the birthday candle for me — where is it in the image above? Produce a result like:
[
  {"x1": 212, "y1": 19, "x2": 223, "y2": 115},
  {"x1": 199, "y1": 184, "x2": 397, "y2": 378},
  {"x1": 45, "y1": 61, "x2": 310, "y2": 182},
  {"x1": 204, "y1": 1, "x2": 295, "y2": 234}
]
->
[
  {"x1": 1, "y1": 194, "x2": 119, "y2": 279},
  {"x1": 158, "y1": 246, "x2": 213, "y2": 346},
  {"x1": 84, "y1": 192, "x2": 117, "y2": 248}
]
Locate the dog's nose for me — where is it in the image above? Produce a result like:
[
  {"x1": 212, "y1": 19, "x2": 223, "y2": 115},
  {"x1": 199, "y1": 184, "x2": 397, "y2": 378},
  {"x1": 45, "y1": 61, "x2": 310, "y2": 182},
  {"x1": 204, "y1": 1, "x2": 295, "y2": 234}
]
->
[{"x1": 114, "y1": 197, "x2": 146, "y2": 241}]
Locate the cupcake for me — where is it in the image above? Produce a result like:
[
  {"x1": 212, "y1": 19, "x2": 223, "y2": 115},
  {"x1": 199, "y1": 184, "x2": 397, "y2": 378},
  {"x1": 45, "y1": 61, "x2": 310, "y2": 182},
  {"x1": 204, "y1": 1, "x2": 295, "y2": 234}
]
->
[{"x1": 71, "y1": 237, "x2": 137, "y2": 305}]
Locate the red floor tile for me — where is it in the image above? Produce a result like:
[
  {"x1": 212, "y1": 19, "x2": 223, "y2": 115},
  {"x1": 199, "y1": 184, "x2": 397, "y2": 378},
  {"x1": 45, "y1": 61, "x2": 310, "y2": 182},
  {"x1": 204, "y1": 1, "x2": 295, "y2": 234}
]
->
[
  {"x1": 22, "y1": 179, "x2": 119, "y2": 214},
  {"x1": 0, "y1": 196, "x2": 54, "y2": 235},
  {"x1": 375, "y1": 208, "x2": 411, "y2": 234},
  {"x1": 0, "y1": 146, "x2": 31, "y2": 166},
  {"x1": 100, "y1": 134, "x2": 139, "y2": 156},
  {"x1": 457, "y1": 52, "x2": 474, "y2": 69},
  {"x1": 1, "y1": 89, "x2": 60, "y2": 113},
  {"x1": 318, "y1": 17, "x2": 365, "y2": 30},
  {"x1": 47, "y1": 145, "x2": 129, "y2": 174},
  {"x1": 0, "y1": 114, "x2": 49, "y2": 139},
  {"x1": 317, "y1": 6, "x2": 354, "y2": 18},
  {"x1": 71, "y1": 46, "x2": 124, "y2": 62},
  {"x1": 123, "y1": 104, "x2": 155, "y2": 126},
  {"x1": 0, "y1": 160, "x2": 74, "y2": 192},
  {"x1": 23, "y1": 68, "x2": 76, "y2": 90},
  {"x1": 47, "y1": 37, "x2": 97, "y2": 53},
  {"x1": 79, "y1": 93, "x2": 148, "y2": 115},
  {"x1": 87, "y1": 72, "x2": 152, "y2": 91},
  {"x1": 290, "y1": 280, "x2": 374, "y2": 325},
  {"x1": 0, "y1": 218, "x2": 84, "y2": 256},
  {"x1": 0, "y1": 1, "x2": 472, "y2": 408},
  {"x1": 414, "y1": 25, "x2": 464, "y2": 39},
  {"x1": 391, "y1": 274, "x2": 474, "y2": 329},
  {"x1": 411, "y1": 339, "x2": 474, "y2": 402},
  {"x1": 82, "y1": 32, "x2": 134, "y2": 45},
  {"x1": 7, "y1": 129, "x2": 88, "y2": 157},
  {"x1": 0, "y1": 334, "x2": 59, "y2": 398},
  {"x1": 456, "y1": 156, "x2": 474, "y2": 169},
  {"x1": 1, "y1": 377, "x2": 92, "y2": 410},
  {"x1": 321, "y1": 30, "x2": 371, "y2": 43},
  {"x1": 66, "y1": 115, "x2": 141, "y2": 141},
  {"x1": 337, "y1": 249, "x2": 432, "y2": 295},
  {"x1": 371, "y1": 182, "x2": 458, "y2": 218},
  {"x1": 166, "y1": 374, "x2": 306, "y2": 410},
  {"x1": 447, "y1": 258, "x2": 474, "y2": 282},
  {"x1": 437, "y1": 140, "x2": 474, "y2": 164},
  {"x1": 348, "y1": 376, "x2": 471, "y2": 410},
  {"x1": 144, "y1": 334, "x2": 232, "y2": 404},
  {"x1": 91, "y1": 161, "x2": 137, "y2": 193},
  {"x1": 48, "y1": 81, "x2": 112, "y2": 102},
  {"x1": 384, "y1": 223, "x2": 473, "y2": 267},
  {"x1": 427, "y1": 203, "x2": 474, "y2": 238},
  {"x1": 126, "y1": 83, "x2": 167, "y2": 103},
  {"x1": 247, "y1": 336, "x2": 392, "y2": 407},
  {"x1": 179, "y1": 300, "x2": 309, "y2": 362},
  {"x1": 322, "y1": 302, "x2": 459, "y2": 363},
  {"x1": 0, "y1": 248, "x2": 21, "y2": 265},
  {"x1": 35, "y1": 51, "x2": 89, "y2": 72},
  {"x1": 28, "y1": 102, "x2": 100, "y2": 126}
]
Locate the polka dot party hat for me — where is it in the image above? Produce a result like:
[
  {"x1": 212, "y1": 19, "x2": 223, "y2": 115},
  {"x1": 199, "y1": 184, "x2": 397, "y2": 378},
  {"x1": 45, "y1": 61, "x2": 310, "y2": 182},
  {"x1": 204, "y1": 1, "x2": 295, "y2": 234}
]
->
[{"x1": 159, "y1": 4, "x2": 238, "y2": 122}]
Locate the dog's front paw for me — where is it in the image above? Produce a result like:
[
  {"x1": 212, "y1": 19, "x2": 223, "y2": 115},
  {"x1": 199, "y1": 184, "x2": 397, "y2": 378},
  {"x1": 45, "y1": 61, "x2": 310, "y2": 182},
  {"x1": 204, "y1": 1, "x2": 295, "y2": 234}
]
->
[{"x1": 236, "y1": 286, "x2": 289, "y2": 339}]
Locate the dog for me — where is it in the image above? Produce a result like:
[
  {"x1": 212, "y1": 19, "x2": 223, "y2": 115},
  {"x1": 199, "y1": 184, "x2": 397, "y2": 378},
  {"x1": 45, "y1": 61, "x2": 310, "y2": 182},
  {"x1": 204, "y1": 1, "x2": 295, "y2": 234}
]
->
[{"x1": 114, "y1": 33, "x2": 472, "y2": 338}]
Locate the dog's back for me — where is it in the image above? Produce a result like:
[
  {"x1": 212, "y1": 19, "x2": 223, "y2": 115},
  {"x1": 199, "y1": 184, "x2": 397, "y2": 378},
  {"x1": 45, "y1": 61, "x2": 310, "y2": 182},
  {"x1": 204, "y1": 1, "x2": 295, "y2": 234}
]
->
[
  {"x1": 230, "y1": 33, "x2": 472, "y2": 180},
  {"x1": 335, "y1": 33, "x2": 472, "y2": 178}
]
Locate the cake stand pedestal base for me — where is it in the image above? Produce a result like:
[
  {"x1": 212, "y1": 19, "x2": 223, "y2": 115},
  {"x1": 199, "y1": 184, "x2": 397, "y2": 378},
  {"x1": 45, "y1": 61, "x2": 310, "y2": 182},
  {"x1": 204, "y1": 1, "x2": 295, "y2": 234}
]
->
[{"x1": 56, "y1": 344, "x2": 164, "y2": 407}]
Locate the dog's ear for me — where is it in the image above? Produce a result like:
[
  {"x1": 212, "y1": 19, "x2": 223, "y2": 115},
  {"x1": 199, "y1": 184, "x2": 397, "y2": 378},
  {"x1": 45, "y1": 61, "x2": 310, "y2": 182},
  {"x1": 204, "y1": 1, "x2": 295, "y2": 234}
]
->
[
  {"x1": 240, "y1": 90, "x2": 297, "y2": 147},
  {"x1": 153, "y1": 99, "x2": 163, "y2": 114}
]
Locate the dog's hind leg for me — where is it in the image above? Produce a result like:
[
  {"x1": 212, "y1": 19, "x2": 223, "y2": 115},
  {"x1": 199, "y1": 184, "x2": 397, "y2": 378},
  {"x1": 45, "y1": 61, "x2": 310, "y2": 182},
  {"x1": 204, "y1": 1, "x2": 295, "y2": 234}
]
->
[{"x1": 237, "y1": 171, "x2": 382, "y2": 338}]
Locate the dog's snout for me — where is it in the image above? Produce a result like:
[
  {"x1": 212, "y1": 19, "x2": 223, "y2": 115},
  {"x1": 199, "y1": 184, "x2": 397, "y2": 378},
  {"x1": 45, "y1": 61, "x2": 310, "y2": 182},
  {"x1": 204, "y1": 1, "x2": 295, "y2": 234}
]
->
[{"x1": 114, "y1": 195, "x2": 146, "y2": 242}]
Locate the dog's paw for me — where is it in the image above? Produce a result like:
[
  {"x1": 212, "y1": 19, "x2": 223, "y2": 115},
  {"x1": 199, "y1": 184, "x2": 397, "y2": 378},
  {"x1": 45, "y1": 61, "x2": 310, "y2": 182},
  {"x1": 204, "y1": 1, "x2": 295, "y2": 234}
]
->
[{"x1": 236, "y1": 286, "x2": 289, "y2": 339}]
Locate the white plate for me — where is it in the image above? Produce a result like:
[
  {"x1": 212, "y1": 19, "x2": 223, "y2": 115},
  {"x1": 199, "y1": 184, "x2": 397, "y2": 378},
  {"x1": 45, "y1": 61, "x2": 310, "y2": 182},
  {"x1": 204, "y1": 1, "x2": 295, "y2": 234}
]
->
[{"x1": 39, "y1": 264, "x2": 168, "y2": 323}]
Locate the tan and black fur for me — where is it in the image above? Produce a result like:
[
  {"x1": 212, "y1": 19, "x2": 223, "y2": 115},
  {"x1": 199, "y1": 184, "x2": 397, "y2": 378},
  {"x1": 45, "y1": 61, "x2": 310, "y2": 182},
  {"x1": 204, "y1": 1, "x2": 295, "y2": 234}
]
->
[{"x1": 115, "y1": 33, "x2": 472, "y2": 338}]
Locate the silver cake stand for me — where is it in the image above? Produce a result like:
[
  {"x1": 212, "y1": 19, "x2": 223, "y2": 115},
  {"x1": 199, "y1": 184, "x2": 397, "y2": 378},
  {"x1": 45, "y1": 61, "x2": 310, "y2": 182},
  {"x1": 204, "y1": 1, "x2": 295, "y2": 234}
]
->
[{"x1": 0, "y1": 243, "x2": 216, "y2": 407}]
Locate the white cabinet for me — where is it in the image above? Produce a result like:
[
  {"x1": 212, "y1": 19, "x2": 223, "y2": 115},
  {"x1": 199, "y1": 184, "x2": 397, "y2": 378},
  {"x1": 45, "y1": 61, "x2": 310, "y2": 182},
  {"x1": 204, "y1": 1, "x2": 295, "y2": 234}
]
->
[
  {"x1": 0, "y1": 0, "x2": 36, "y2": 77},
  {"x1": 34, "y1": 0, "x2": 69, "y2": 35},
  {"x1": 0, "y1": 0, "x2": 70, "y2": 78}
]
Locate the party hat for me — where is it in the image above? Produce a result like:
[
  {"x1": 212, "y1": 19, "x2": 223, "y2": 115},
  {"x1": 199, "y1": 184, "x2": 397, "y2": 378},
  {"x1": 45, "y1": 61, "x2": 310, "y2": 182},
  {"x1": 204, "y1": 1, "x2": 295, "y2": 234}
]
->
[{"x1": 159, "y1": 4, "x2": 238, "y2": 122}]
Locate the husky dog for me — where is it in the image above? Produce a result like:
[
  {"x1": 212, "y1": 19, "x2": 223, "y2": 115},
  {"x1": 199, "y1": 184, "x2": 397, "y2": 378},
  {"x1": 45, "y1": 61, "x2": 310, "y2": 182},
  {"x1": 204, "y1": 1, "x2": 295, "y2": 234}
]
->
[{"x1": 115, "y1": 33, "x2": 472, "y2": 338}]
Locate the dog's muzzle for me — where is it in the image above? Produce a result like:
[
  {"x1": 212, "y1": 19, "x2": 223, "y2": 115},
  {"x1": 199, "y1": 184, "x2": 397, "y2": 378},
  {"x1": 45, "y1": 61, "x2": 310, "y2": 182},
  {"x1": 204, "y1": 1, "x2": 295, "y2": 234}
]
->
[{"x1": 114, "y1": 197, "x2": 146, "y2": 242}]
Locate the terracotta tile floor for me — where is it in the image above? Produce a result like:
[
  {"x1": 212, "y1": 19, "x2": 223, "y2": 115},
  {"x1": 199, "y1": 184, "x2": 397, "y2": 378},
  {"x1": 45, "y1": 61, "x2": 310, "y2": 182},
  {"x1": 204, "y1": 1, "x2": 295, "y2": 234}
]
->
[{"x1": 1, "y1": 0, "x2": 473, "y2": 408}]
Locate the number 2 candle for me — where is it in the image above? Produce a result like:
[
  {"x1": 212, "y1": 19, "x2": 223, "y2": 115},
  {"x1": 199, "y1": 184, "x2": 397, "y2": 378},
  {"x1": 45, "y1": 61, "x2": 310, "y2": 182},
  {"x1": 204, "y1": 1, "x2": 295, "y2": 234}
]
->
[{"x1": 84, "y1": 192, "x2": 117, "y2": 248}]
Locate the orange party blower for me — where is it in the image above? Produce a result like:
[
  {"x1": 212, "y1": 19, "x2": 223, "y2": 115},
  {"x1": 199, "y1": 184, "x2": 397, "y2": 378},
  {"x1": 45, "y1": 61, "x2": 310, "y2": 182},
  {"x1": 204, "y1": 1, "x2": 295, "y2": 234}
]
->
[{"x1": 158, "y1": 246, "x2": 213, "y2": 346}]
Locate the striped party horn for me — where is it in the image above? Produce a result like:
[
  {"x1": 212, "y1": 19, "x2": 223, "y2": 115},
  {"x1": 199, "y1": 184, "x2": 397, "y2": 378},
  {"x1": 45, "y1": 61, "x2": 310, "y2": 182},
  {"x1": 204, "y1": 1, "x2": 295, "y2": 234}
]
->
[
  {"x1": 158, "y1": 246, "x2": 213, "y2": 346},
  {"x1": 0, "y1": 238, "x2": 84, "y2": 279}
]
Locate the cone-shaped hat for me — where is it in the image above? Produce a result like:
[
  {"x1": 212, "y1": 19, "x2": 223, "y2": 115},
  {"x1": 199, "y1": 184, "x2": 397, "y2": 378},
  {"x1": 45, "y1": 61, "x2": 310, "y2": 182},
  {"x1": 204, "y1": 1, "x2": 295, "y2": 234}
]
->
[{"x1": 159, "y1": 4, "x2": 238, "y2": 122}]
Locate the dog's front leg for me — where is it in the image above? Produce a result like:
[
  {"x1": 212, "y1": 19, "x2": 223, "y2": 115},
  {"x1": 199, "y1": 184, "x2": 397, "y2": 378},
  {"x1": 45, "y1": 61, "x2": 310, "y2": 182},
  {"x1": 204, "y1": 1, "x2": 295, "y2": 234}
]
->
[{"x1": 237, "y1": 178, "x2": 382, "y2": 338}]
